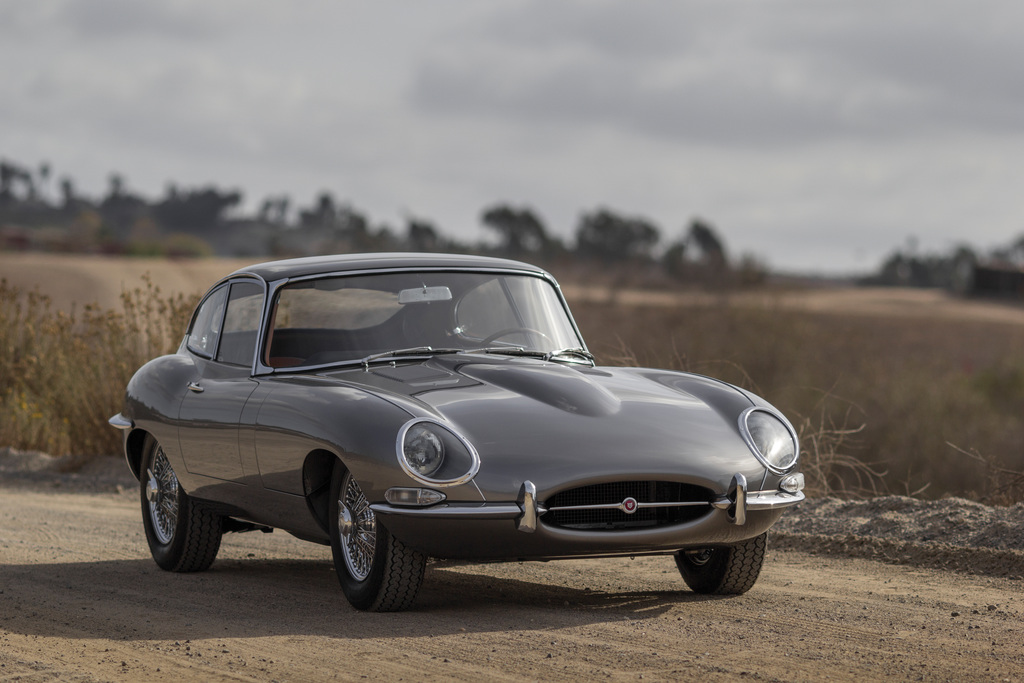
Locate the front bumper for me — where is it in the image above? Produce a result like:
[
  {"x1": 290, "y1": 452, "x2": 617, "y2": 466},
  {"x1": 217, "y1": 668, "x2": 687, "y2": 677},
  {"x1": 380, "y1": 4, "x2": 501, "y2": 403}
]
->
[{"x1": 371, "y1": 472, "x2": 804, "y2": 560}]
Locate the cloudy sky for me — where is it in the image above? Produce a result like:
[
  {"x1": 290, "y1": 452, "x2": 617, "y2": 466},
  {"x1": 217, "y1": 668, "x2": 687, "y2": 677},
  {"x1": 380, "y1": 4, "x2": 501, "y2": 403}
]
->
[{"x1": 2, "y1": 0, "x2": 1023, "y2": 273}]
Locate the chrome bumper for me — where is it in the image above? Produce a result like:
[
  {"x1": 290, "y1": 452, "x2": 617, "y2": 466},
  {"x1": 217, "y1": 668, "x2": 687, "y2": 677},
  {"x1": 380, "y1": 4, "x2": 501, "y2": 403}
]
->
[{"x1": 372, "y1": 472, "x2": 804, "y2": 533}]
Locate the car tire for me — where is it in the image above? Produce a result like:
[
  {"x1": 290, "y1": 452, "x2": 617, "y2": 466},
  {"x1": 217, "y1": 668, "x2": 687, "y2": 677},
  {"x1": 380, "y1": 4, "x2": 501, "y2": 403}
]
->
[
  {"x1": 674, "y1": 532, "x2": 767, "y2": 595},
  {"x1": 141, "y1": 436, "x2": 223, "y2": 572},
  {"x1": 329, "y1": 463, "x2": 426, "y2": 611}
]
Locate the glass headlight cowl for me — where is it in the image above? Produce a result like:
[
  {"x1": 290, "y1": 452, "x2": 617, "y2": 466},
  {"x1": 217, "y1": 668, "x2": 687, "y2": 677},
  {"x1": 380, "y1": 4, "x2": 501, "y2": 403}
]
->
[
  {"x1": 740, "y1": 408, "x2": 799, "y2": 473},
  {"x1": 396, "y1": 418, "x2": 481, "y2": 487},
  {"x1": 404, "y1": 425, "x2": 444, "y2": 477}
]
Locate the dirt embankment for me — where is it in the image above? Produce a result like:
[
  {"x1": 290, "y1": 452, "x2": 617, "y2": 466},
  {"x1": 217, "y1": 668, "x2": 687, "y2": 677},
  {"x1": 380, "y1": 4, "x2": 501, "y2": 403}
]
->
[
  {"x1": 2, "y1": 453, "x2": 1023, "y2": 682},
  {"x1": 7, "y1": 252, "x2": 1024, "y2": 329}
]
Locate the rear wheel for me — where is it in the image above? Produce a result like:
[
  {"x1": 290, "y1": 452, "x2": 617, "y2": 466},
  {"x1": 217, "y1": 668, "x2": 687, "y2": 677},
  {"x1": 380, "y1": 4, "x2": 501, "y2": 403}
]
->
[
  {"x1": 329, "y1": 464, "x2": 426, "y2": 611},
  {"x1": 141, "y1": 436, "x2": 222, "y2": 572},
  {"x1": 675, "y1": 532, "x2": 767, "y2": 595}
]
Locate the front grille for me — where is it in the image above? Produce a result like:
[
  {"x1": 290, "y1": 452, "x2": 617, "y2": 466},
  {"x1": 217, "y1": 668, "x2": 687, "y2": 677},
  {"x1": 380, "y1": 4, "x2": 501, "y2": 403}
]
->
[{"x1": 543, "y1": 481, "x2": 712, "y2": 531}]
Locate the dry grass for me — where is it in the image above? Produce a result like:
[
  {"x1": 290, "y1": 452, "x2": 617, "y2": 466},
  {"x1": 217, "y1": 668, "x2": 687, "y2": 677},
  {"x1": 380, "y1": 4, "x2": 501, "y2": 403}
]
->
[
  {"x1": 4, "y1": 262, "x2": 1024, "y2": 504},
  {"x1": 0, "y1": 276, "x2": 197, "y2": 456}
]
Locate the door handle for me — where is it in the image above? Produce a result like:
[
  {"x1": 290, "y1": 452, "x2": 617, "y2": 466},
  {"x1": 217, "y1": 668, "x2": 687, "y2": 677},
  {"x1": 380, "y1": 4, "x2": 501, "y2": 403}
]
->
[{"x1": 187, "y1": 382, "x2": 205, "y2": 393}]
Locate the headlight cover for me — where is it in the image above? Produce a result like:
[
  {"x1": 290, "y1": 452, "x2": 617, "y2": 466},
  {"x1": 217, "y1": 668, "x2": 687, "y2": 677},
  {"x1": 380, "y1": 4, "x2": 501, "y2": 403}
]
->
[
  {"x1": 396, "y1": 418, "x2": 480, "y2": 487},
  {"x1": 404, "y1": 425, "x2": 444, "y2": 477},
  {"x1": 739, "y1": 407, "x2": 799, "y2": 473}
]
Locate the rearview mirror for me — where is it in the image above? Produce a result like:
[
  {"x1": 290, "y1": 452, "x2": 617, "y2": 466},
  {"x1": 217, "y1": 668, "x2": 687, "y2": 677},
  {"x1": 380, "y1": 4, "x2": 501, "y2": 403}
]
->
[{"x1": 399, "y1": 286, "x2": 452, "y2": 304}]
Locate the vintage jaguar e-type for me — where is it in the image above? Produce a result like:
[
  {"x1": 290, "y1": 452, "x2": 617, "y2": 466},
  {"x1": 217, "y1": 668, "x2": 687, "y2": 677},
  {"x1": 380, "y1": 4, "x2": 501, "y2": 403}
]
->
[{"x1": 110, "y1": 253, "x2": 804, "y2": 611}]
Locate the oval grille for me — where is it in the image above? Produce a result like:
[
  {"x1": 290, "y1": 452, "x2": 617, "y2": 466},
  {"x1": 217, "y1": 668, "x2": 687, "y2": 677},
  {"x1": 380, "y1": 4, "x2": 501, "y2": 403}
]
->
[{"x1": 543, "y1": 481, "x2": 713, "y2": 530}]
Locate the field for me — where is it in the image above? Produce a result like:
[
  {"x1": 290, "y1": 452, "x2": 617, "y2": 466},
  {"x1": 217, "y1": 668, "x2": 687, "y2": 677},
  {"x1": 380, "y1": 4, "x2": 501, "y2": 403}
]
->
[{"x1": 3, "y1": 252, "x2": 1024, "y2": 503}]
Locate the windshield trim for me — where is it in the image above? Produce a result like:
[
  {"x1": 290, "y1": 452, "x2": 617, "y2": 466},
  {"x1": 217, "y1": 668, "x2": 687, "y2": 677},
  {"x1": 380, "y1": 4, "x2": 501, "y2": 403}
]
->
[{"x1": 252, "y1": 266, "x2": 587, "y2": 376}]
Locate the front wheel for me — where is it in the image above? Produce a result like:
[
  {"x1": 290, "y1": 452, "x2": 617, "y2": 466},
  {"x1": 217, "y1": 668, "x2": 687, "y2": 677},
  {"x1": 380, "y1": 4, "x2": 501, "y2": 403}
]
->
[
  {"x1": 329, "y1": 464, "x2": 426, "y2": 611},
  {"x1": 140, "y1": 436, "x2": 222, "y2": 572},
  {"x1": 675, "y1": 532, "x2": 767, "y2": 595}
]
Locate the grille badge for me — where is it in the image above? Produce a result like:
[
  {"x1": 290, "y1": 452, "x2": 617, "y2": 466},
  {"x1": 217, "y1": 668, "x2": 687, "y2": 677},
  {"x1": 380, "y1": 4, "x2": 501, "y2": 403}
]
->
[{"x1": 619, "y1": 497, "x2": 638, "y2": 514}]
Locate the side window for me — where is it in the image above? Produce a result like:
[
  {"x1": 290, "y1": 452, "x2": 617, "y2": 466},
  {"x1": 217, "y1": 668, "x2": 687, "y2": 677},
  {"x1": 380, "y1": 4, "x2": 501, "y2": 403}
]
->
[
  {"x1": 216, "y1": 281, "x2": 264, "y2": 366},
  {"x1": 187, "y1": 286, "x2": 228, "y2": 358},
  {"x1": 456, "y1": 278, "x2": 516, "y2": 340}
]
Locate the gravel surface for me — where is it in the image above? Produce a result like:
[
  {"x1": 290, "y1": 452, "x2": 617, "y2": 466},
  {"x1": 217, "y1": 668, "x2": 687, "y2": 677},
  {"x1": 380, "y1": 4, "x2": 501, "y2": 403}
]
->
[
  {"x1": 4, "y1": 447, "x2": 1024, "y2": 681},
  {"x1": 3, "y1": 446, "x2": 1024, "y2": 580}
]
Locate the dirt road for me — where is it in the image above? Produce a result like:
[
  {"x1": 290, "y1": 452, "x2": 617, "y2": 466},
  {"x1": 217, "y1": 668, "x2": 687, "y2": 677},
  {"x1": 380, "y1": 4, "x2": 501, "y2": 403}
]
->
[{"x1": 2, "y1": 478, "x2": 1022, "y2": 683}]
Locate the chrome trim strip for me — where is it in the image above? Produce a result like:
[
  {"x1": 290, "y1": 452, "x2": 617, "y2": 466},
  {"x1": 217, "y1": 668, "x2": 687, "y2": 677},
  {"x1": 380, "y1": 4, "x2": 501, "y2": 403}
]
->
[
  {"x1": 372, "y1": 475, "x2": 804, "y2": 524},
  {"x1": 546, "y1": 500, "x2": 710, "y2": 512},
  {"x1": 369, "y1": 502, "x2": 521, "y2": 519},
  {"x1": 252, "y1": 266, "x2": 589, "y2": 376},
  {"x1": 108, "y1": 413, "x2": 132, "y2": 431}
]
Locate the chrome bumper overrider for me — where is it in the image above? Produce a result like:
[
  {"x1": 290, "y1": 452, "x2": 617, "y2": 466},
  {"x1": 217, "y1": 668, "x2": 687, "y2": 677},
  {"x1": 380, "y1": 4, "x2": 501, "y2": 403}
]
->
[{"x1": 372, "y1": 472, "x2": 804, "y2": 532}]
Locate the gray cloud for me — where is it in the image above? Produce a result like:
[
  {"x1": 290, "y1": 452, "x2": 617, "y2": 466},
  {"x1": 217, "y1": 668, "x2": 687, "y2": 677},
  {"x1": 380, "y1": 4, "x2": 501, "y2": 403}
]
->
[
  {"x1": 412, "y1": 0, "x2": 1024, "y2": 146},
  {"x1": 3, "y1": 0, "x2": 1024, "y2": 272}
]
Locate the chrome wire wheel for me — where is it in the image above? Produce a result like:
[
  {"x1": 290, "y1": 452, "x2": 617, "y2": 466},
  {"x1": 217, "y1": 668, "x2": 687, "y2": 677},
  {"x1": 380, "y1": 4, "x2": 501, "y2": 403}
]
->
[
  {"x1": 146, "y1": 445, "x2": 179, "y2": 545},
  {"x1": 338, "y1": 474, "x2": 376, "y2": 581}
]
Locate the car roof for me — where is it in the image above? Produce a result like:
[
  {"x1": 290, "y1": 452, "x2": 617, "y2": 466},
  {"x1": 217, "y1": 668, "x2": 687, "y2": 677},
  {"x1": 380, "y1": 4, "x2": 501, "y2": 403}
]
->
[{"x1": 227, "y1": 252, "x2": 550, "y2": 282}]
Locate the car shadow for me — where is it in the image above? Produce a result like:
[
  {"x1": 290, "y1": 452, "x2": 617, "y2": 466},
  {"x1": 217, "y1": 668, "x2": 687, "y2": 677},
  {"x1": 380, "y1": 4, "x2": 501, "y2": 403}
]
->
[{"x1": 1, "y1": 556, "x2": 735, "y2": 642}]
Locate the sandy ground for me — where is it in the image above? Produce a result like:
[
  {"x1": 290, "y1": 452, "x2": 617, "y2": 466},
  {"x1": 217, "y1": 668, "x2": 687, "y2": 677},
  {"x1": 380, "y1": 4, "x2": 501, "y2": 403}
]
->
[
  {"x1": 0, "y1": 253, "x2": 253, "y2": 311},
  {"x1": 2, "y1": 454, "x2": 1023, "y2": 682},
  {"x1": 6, "y1": 252, "x2": 1024, "y2": 328}
]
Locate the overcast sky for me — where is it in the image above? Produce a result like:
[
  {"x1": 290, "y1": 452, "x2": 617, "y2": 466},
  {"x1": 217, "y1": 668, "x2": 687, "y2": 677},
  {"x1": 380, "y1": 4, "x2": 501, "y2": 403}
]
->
[{"x1": 2, "y1": 0, "x2": 1023, "y2": 274}]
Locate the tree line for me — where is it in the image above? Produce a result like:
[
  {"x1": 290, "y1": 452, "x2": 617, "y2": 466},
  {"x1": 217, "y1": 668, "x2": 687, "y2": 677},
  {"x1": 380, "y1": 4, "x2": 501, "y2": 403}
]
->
[{"x1": 0, "y1": 156, "x2": 744, "y2": 285}]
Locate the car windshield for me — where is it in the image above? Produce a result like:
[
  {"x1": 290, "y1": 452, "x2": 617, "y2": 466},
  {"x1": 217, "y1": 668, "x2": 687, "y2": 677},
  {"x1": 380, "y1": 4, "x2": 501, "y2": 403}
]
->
[{"x1": 264, "y1": 271, "x2": 583, "y2": 368}]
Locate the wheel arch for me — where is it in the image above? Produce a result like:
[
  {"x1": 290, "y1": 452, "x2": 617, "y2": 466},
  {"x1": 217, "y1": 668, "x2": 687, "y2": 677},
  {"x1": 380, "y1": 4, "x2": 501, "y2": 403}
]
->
[
  {"x1": 124, "y1": 428, "x2": 151, "y2": 481},
  {"x1": 303, "y1": 448, "x2": 344, "y2": 535}
]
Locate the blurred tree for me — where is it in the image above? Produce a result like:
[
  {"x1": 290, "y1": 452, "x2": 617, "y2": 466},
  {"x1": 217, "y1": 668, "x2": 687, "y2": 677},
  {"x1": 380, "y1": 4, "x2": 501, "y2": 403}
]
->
[
  {"x1": 407, "y1": 217, "x2": 441, "y2": 252},
  {"x1": 481, "y1": 204, "x2": 550, "y2": 256},
  {"x1": 574, "y1": 208, "x2": 660, "y2": 263},
  {"x1": 299, "y1": 191, "x2": 337, "y2": 228},
  {"x1": 59, "y1": 177, "x2": 76, "y2": 208},
  {"x1": 37, "y1": 162, "x2": 51, "y2": 203},
  {"x1": 686, "y1": 218, "x2": 727, "y2": 268},
  {"x1": 152, "y1": 185, "x2": 243, "y2": 232},
  {"x1": 107, "y1": 173, "x2": 125, "y2": 200}
]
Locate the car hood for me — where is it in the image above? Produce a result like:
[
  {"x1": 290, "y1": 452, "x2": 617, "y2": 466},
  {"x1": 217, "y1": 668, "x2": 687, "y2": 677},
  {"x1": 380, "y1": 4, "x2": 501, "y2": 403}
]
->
[{"x1": 323, "y1": 356, "x2": 764, "y2": 497}]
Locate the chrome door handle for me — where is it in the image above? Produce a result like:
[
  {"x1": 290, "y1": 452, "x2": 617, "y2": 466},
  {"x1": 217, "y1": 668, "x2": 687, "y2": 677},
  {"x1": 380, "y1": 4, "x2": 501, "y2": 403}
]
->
[{"x1": 187, "y1": 382, "x2": 205, "y2": 393}]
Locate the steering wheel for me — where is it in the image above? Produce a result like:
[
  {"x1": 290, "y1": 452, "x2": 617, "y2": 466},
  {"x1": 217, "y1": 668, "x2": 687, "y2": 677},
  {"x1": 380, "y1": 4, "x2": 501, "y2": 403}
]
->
[{"x1": 480, "y1": 327, "x2": 552, "y2": 346}]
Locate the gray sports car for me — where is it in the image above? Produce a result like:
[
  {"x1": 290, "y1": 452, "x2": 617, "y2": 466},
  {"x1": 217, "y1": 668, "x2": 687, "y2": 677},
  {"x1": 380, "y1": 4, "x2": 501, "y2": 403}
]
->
[{"x1": 110, "y1": 253, "x2": 804, "y2": 611}]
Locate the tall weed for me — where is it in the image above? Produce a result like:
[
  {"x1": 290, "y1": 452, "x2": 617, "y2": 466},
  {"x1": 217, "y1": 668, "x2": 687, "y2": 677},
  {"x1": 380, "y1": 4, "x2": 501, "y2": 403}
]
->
[{"x1": 0, "y1": 276, "x2": 197, "y2": 456}]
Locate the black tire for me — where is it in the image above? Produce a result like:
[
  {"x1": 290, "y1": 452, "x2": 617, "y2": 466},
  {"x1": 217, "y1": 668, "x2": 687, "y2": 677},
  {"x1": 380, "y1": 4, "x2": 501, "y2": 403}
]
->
[
  {"x1": 140, "y1": 436, "x2": 222, "y2": 572},
  {"x1": 329, "y1": 463, "x2": 426, "y2": 611},
  {"x1": 675, "y1": 532, "x2": 767, "y2": 595}
]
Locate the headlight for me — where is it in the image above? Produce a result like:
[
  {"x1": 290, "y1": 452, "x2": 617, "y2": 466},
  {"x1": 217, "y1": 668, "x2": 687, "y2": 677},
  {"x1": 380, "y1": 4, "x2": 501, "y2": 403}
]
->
[
  {"x1": 739, "y1": 407, "x2": 799, "y2": 473},
  {"x1": 404, "y1": 425, "x2": 445, "y2": 477},
  {"x1": 396, "y1": 418, "x2": 480, "y2": 487}
]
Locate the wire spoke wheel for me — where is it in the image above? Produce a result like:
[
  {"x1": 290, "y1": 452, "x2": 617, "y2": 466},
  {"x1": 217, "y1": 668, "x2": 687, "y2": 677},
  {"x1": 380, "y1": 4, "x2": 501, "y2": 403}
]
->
[
  {"x1": 329, "y1": 464, "x2": 426, "y2": 611},
  {"x1": 338, "y1": 474, "x2": 377, "y2": 581},
  {"x1": 140, "y1": 436, "x2": 222, "y2": 573},
  {"x1": 146, "y1": 445, "x2": 179, "y2": 545}
]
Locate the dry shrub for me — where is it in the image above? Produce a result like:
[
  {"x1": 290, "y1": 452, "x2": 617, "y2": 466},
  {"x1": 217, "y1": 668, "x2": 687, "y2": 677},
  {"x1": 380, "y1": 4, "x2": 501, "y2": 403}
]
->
[
  {"x1": 0, "y1": 275, "x2": 198, "y2": 456},
  {"x1": 790, "y1": 393, "x2": 885, "y2": 498},
  {"x1": 946, "y1": 442, "x2": 1024, "y2": 506}
]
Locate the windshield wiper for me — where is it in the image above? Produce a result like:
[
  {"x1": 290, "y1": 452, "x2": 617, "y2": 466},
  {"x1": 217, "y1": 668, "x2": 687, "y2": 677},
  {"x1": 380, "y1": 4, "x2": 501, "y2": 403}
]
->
[
  {"x1": 544, "y1": 347, "x2": 596, "y2": 365},
  {"x1": 360, "y1": 346, "x2": 462, "y2": 369},
  {"x1": 464, "y1": 346, "x2": 596, "y2": 366}
]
